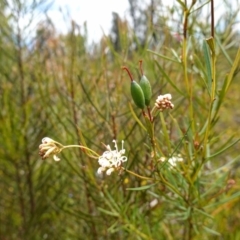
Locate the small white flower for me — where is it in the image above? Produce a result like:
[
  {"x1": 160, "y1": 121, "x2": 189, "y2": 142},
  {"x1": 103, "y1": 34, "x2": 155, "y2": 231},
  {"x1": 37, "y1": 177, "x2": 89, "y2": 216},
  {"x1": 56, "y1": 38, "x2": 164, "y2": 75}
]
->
[
  {"x1": 149, "y1": 199, "x2": 158, "y2": 208},
  {"x1": 53, "y1": 155, "x2": 61, "y2": 161},
  {"x1": 160, "y1": 154, "x2": 183, "y2": 168},
  {"x1": 155, "y1": 94, "x2": 174, "y2": 111},
  {"x1": 97, "y1": 167, "x2": 106, "y2": 175},
  {"x1": 39, "y1": 137, "x2": 63, "y2": 161},
  {"x1": 164, "y1": 93, "x2": 172, "y2": 100},
  {"x1": 106, "y1": 168, "x2": 115, "y2": 175},
  {"x1": 42, "y1": 137, "x2": 54, "y2": 144},
  {"x1": 97, "y1": 140, "x2": 127, "y2": 176}
]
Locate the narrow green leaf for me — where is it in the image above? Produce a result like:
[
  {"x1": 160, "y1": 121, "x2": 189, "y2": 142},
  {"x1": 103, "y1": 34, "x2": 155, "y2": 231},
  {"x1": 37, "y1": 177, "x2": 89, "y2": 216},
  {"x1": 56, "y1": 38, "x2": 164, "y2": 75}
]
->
[
  {"x1": 215, "y1": 35, "x2": 233, "y2": 65},
  {"x1": 97, "y1": 207, "x2": 119, "y2": 217},
  {"x1": 212, "y1": 44, "x2": 240, "y2": 118},
  {"x1": 144, "y1": 115, "x2": 154, "y2": 139},
  {"x1": 190, "y1": 0, "x2": 211, "y2": 13},
  {"x1": 205, "y1": 191, "x2": 240, "y2": 209},
  {"x1": 104, "y1": 189, "x2": 121, "y2": 212},
  {"x1": 147, "y1": 49, "x2": 181, "y2": 63},
  {"x1": 194, "y1": 208, "x2": 213, "y2": 219},
  {"x1": 225, "y1": 46, "x2": 240, "y2": 93},
  {"x1": 170, "y1": 48, "x2": 182, "y2": 62},
  {"x1": 127, "y1": 183, "x2": 156, "y2": 191},
  {"x1": 154, "y1": 60, "x2": 184, "y2": 95},
  {"x1": 208, "y1": 155, "x2": 240, "y2": 175},
  {"x1": 193, "y1": 53, "x2": 211, "y2": 96},
  {"x1": 203, "y1": 226, "x2": 221, "y2": 236},
  {"x1": 78, "y1": 74, "x2": 106, "y2": 121},
  {"x1": 108, "y1": 221, "x2": 120, "y2": 233},
  {"x1": 123, "y1": 223, "x2": 153, "y2": 240},
  {"x1": 176, "y1": 0, "x2": 186, "y2": 8},
  {"x1": 207, "y1": 138, "x2": 240, "y2": 159},
  {"x1": 206, "y1": 37, "x2": 215, "y2": 54},
  {"x1": 203, "y1": 40, "x2": 212, "y2": 93},
  {"x1": 193, "y1": 173, "x2": 228, "y2": 203},
  {"x1": 128, "y1": 103, "x2": 147, "y2": 131}
]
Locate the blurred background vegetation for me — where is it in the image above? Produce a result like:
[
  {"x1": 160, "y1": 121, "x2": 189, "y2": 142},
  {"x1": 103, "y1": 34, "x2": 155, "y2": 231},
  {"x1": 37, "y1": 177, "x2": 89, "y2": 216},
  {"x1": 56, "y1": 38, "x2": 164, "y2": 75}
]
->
[{"x1": 0, "y1": 0, "x2": 240, "y2": 239}]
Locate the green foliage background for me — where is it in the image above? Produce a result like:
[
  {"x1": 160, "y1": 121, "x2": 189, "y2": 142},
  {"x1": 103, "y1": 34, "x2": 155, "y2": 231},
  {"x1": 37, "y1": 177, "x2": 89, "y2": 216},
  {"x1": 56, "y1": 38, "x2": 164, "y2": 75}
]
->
[{"x1": 0, "y1": 0, "x2": 240, "y2": 239}]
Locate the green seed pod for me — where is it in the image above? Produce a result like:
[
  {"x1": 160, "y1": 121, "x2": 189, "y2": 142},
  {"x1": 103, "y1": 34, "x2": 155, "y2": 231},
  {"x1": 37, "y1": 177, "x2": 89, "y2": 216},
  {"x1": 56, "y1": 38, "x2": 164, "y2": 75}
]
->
[
  {"x1": 122, "y1": 66, "x2": 145, "y2": 109},
  {"x1": 140, "y1": 75, "x2": 152, "y2": 106},
  {"x1": 131, "y1": 80, "x2": 145, "y2": 109},
  {"x1": 139, "y1": 60, "x2": 152, "y2": 106}
]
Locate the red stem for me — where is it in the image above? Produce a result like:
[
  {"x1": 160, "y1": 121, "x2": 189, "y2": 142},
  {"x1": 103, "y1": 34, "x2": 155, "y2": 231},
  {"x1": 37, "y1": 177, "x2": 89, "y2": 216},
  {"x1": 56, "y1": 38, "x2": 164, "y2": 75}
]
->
[
  {"x1": 122, "y1": 66, "x2": 134, "y2": 82},
  {"x1": 147, "y1": 106, "x2": 152, "y2": 122},
  {"x1": 139, "y1": 60, "x2": 144, "y2": 75},
  {"x1": 211, "y1": 0, "x2": 214, "y2": 38}
]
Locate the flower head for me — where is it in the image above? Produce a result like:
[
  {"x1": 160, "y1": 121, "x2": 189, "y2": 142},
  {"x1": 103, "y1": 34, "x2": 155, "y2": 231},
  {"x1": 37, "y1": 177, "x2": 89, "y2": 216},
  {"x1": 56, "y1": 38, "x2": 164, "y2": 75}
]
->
[
  {"x1": 155, "y1": 94, "x2": 174, "y2": 111},
  {"x1": 39, "y1": 137, "x2": 63, "y2": 161},
  {"x1": 97, "y1": 140, "x2": 127, "y2": 175}
]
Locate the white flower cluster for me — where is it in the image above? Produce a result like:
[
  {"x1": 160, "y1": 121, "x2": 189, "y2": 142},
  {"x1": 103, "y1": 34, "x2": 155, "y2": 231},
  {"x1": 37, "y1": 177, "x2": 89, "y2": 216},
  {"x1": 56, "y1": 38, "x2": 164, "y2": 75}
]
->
[
  {"x1": 155, "y1": 94, "x2": 174, "y2": 111},
  {"x1": 39, "y1": 137, "x2": 62, "y2": 161},
  {"x1": 160, "y1": 154, "x2": 183, "y2": 168},
  {"x1": 97, "y1": 140, "x2": 128, "y2": 175}
]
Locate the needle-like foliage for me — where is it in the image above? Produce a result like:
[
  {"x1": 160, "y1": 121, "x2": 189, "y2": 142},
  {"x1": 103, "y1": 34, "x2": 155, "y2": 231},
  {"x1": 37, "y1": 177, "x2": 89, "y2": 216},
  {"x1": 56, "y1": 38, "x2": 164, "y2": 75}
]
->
[{"x1": 0, "y1": 0, "x2": 240, "y2": 239}]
